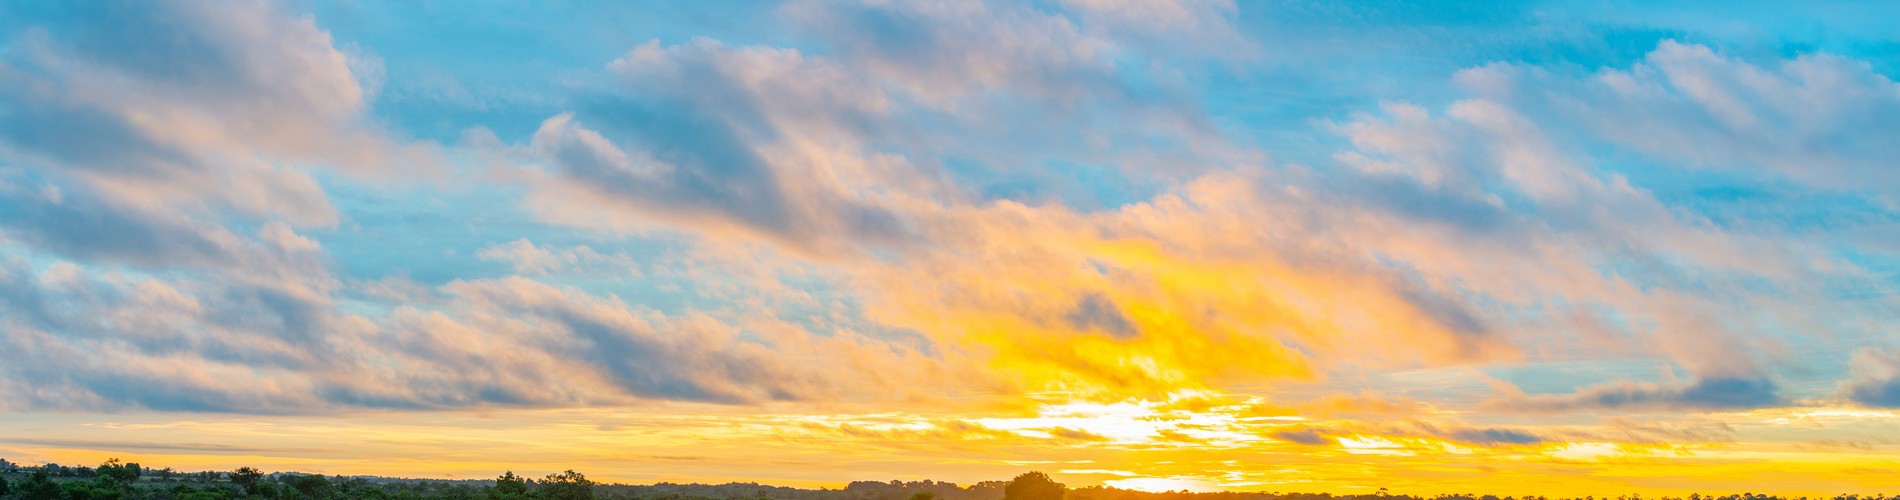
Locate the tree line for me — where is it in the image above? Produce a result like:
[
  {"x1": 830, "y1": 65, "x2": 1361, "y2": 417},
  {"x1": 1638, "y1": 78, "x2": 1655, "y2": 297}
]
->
[
  {"x1": 0, "y1": 459, "x2": 1890, "y2": 500},
  {"x1": 0, "y1": 458, "x2": 594, "y2": 500}
]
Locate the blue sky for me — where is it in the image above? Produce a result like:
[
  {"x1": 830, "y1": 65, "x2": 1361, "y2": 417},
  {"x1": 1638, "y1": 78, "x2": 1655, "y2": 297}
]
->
[{"x1": 3, "y1": 0, "x2": 1900, "y2": 494}]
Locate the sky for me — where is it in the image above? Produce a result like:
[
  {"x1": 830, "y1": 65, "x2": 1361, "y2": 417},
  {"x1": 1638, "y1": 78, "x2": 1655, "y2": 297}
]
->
[{"x1": 2, "y1": 0, "x2": 1900, "y2": 496}]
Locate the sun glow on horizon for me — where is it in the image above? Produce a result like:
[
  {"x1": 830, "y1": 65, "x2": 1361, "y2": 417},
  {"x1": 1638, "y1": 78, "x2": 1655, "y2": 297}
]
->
[{"x1": 1104, "y1": 477, "x2": 1226, "y2": 493}]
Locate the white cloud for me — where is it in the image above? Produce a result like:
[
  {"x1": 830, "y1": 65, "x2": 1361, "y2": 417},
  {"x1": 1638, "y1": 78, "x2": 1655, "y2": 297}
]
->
[
  {"x1": 0, "y1": 0, "x2": 436, "y2": 226},
  {"x1": 1460, "y1": 40, "x2": 1900, "y2": 202},
  {"x1": 477, "y1": 238, "x2": 641, "y2": 276}
]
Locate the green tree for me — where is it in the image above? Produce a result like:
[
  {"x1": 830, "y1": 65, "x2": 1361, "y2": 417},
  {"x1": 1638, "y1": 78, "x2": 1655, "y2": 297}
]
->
[
  {"x1": 23, "y1": 470, "x2": 59, "y2": 500},
  {"x1": 0, "y1": 475, "x2": 11, "y2": 496},
  {"x1": 287, "y1": 474, "x2": 335, "y2": 498},
  {"x1": 232, "y1": 466, "x2": 266, "y2": 494},
  {"x1": 911, "y1": 492, "x2": 937, "y2": 500},
  {"x1": 60, "y1": 480, "x2": 121, "y2": 500},
  {"x1": 489, "y1": 471, "x2": 530, "y2": 500},
  {"x1": 97, "y1": 458, "x2": 140, "y2": 486},
  {"x1": 1003, "y1": 472, "x2": 1065, "y2": 500},
  {"x1": 538, "y1": 470, "x2": 595, "y2": 500}
]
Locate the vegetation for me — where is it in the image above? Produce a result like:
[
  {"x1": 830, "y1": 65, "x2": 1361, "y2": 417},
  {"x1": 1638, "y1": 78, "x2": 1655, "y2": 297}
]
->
[
  {"x1": 0, "y1": 458, "x2": 1890, "y2": 500},
  {"x1": 1003, "y1": 473, "x2": 1064, "y2": 500}
]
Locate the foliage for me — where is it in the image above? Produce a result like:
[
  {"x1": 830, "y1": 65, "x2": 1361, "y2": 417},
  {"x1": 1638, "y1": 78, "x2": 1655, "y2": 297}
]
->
[
  {"x1": 231, "y1": 466, "x2": 265, "y2": 494},
  {"x1": 96, "y1": 459, "x2": 141, "y2": 487},
  {"x1": 19, "y1": 470, "x2": 59, "y2": 500},
  {"x1": 1005, "y1": 472, "x2": 1066, "y2": 500},
  {"x1": 286, "y1": 474, "x2": 335, "y2": 498},
  {"x1": 538, "y1": 470, "x2": 596, "y2": 500},
  {"x1": 491, "y1": 471, "x2": 531, "y2": 500}
]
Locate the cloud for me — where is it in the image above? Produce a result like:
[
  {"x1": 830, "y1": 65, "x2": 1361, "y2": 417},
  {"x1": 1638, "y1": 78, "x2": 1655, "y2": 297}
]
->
[
  {"x1": 519, "y1": 0, "x2": 1245, "y2": 251},
  {"x1": 0, "y1": 229, "x2": 352, "y2": 413},
  {"x1": 1446, "y1": 428, "x2": 1546, "y2": 446},
  {"x1": 1841, "y1": 348, "x2": 1900, "y2": 408},
  {"x1": 1590, "y1": 418, "x2": 1735, "y2": 445},
  {"x1": 0, "y1": 438, "x2": 333, "y2": 455},
  {"x1": 1064, "y1": 293, "x2": 1138, "y2": 339},
  {"x1": 0, "y1": 182, "x2": 247, "y2": 269},
  {"x1": 1272, "y1": 429, "x2": 1331, "y2": 445},
  {"x1": 1493, "y1": 376, "x2": 1787, "y2": 412},
  {"x1": 521, "y1": 38, "x2": 920, "y2": 256},
  {"x1": 1303, "y1": 54, "x2": 1870, "y2": 387},
  {"x1": 503, "y1": 39, "x2": 1836, "y2": 402},
  {"x1": 396, "y1": 277, "x2": 831, "y2": 405},
  {"x1": 1046, "y1": 427, "x2": 1113, "y2": 442},
  {"x1": 0, "y1": 0, "x2": 1886, "y2": 430},
  {"x1": 1270, "y1": 423, "x2": 1549, "y2": 449},
  {"x1": 780, "y1": 0, "x2": 1231, "y2": 170},
  {"x1": 803, "y1": 43, "x2": 1872, "y2": 399},
  {"x1": 344, "y1": 272, "x2": 985, "y2": 410},
  {"x1": 0, "y1": 11, "x2": 987, "y2": 412},
  {"x1": 1272, "y1": 421, "x2": 1557, "y2": 449},
  {"x1": 477, "y1": 239, "x2": 640, "y2": 276},
  {"x1": 1054, "y1": 0, "x2": 1250, "y2": 59},
  {"x1": 0, "y1": 249, "x2": 964, "y2": 412},
  {"x1": 490, "y1": 2, "x2": 1341, "y2": 397},
  {"x1": 1295, "y1": 392, "x2": 1425, "y2": 417},
  {"x1": 842, "y1": 183, "x2": 1528, "y2": 396},
  {"x1": 0, "y1": 0, "x2": 436, "y2": 227},
  {"x1": 1458, "y1": 40, "x2": 1900, "y2": 202},
  {"x1": 0, "y1": 4, "x2": 443, "y2": 403},
  {"x1": 782, "y1": 0, "x2": 1116, "y2": 104},
  {"x1": 0, "y1": 6, "x2": 440, "y2": 415}
]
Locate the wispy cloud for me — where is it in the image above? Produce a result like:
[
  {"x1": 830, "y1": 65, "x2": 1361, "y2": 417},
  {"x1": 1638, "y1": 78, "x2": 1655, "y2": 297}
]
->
[{"x1": 1842, "y1": 348, "x2": 1900, "y2": 408}]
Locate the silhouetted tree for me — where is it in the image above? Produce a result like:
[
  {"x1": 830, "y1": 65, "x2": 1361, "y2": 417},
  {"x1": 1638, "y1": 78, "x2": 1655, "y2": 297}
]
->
[
  {"x1": 914, "y1": 492, "x2": 939, "y2": 500},
  {"x1": 539, "y1": 470, "x2": 595, "y2": 500},
  {"x1": 1004, "y1": 472, "x2": 1065, "y2": 500}
]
